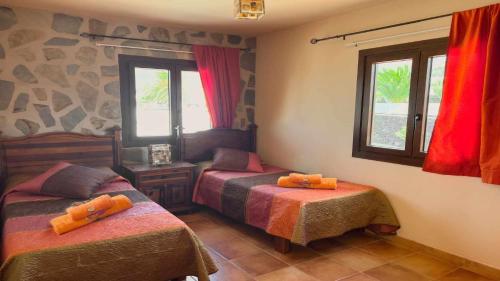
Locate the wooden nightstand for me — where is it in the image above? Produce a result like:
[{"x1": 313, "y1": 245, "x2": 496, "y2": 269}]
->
[{"x1": 121, "y1": 162, "x2": 196, "y2": 213}]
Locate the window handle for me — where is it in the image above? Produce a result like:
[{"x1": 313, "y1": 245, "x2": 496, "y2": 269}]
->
[{"x1": 415, "y1": 113, "x2": 423, "y2": 122}]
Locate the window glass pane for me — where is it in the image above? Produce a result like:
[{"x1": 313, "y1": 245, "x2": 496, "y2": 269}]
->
[
  {"x1": 422, "y1": 55, "x2": 446, "y2": 152},
  {"x1": 134, "y1": 68, "x2": 171, "y2": 137},
  {"x1": 369, "y1": 59, "x2": 412, "y2": 150},
  {"x1": 181, "y1": 71, "x2": 211, "y2": 133}
]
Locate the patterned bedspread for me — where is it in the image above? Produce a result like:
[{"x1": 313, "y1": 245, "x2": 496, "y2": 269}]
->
[
  {"x1": 1, "y1": 177, "x2": 217, "y2": 281},
  {"x1": 193, "y1": 165, "x2": 400, "y2": 245}
]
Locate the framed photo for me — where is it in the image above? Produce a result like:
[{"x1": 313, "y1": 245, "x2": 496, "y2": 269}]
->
[{"x1": 148, "y1": 144, "x2": 172, "y2": 166}]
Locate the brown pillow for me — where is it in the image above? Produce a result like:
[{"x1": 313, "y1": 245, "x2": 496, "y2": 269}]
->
[
  {"x1": 7, "y1": 162, "x2": 119, "y2": 199},
  {"x1": 211, "y1": 148, "x2": 264, "y2": 172}
]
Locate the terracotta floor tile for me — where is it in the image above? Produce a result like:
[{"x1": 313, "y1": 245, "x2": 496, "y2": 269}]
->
[
  {"x1": 255, "y1": 266, "x2": 319, "y2": 281},
  {"x1": 235, "y1": 228, "x2": 275, "y2": 250},
  {"x1": 335, "y1": 231, "x2": 380, "y2": 247},
  {"x1": 308, "y1": 238, "x2": 349, "y2": 254},
  {"x1": 186, "y1": 219, "x2": 221, "y2": 232},
  {"x1": 394, "y1": 253, "x2": 458, "y2": 279},
  {"x1": 211, "y1": 238, "x2": 262, "y2": 260},
  {"x1": 341, "y1": 273, "x2": 380, "y2": 281},
  {"x1": 266, "y1": 244, "x2": 321, "y2": 265},
  {"x1": 232, "y1": 252, "x2": 288, "y2": 277},
  {"x1": 210, "y1": 262, "x2": 255, "y2": 281},
  {"x1": 295, "y1": 257, "x2": 358, "y2": 281},
  {"x1": 328, "y1": 248, "x2": 385, "y2": 271},
  {"x1": 195, "y1": 227, "x2": 241, "y2": 247},
  {"x1": 438, "y1": 268, "x2": 494, "y2": 281},
  {"x1": 365, "y1": 264, "x2": 430, "y2": 281},
  {"x1": 359, "y1": 240, "x2": 413, "y2": 261},
  {"x1": 207, "y1": 247, "x2": 228, "y2": 265},
  {"x1": 177, "y1": 212, "x2": 207, "y2": 223}
]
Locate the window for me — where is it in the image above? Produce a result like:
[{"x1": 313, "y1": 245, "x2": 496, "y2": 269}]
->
[
  {"x1": 119, "y1": 55, "x2": 211, "y2": 147},
  {"x1": 352, "y1": 38, "x2": 448, "y2": 166}
]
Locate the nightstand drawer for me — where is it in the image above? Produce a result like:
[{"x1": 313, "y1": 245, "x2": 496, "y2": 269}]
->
[
  {"x1": 121, "y1": 161, "x2": 196, "y2": 214},
  {"x1": 139, "y1": 171, "x2": 188, "y2": 181},
  {"x1": 140, "y1": 186, "x2": 162, "y2": 203},
  {"x1": 139, "y1": 176, "x2": 189, "y2": 188}
]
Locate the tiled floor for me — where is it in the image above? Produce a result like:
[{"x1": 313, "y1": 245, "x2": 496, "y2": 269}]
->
[{"x1": 178, "y1": 210, "x2": 496, "y2": 281}]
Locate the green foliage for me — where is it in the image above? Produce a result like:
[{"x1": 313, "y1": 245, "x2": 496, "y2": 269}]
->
[
  {"x1": 375, "y1": 64, "x2": 411, "y2": 103},
  {"x1": 140, "y1": 71, "x2": 169, "y2": 105},
  {"x1": 395, "y1": 126, "x2": 406, "y2": 141},
  {"x1": 429, "y1": 63, "x2": 445, "y2": 103}
]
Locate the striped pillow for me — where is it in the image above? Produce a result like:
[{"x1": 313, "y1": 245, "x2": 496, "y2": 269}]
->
[
  {"x1": 211, "y1": 148, "x2": 264, "y2": 173},
  {"x1": 7, "y1": 162, "x2": 119, "y2": 199}
]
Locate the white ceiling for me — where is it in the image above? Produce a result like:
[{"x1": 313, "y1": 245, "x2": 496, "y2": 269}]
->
[{"x1": 1, "y1": 0, "x2": 383, "y2": 36}]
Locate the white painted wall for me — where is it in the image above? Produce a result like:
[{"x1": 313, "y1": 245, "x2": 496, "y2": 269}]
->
[{"x1": 256, "y1": 0, "x2": 500, "y2": 269}]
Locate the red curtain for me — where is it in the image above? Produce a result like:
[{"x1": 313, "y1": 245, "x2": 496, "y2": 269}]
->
[
  {"x1": 423, "y1": 4, "x2": 500, "y2": 184},
  {"x1": 192, "y1": 45, "x2": 241, "y2": 128}
]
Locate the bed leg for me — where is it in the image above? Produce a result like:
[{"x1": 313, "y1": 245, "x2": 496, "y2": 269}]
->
[{"x1": 273, "y1": 236, "x2": 291, "y2": 254}]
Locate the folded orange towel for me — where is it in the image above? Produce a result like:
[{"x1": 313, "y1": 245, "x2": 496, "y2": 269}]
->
[
  {"x1": 66, "y1": 194, "x2": 114, "y2": 221},
  {"x1": 277, "y1": 176, "x2": 337, "y2": 189},
  {"x1": 289, "y1": 173, "x2": 322, "y2": 184},
  {"x1": 51, "y1": 195, "x2": 133, "y2": 235}
]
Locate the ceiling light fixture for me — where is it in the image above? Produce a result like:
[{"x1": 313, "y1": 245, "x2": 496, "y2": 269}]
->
[{"x1": 234, "y1": 0, "x2": 265, "y2": 20}]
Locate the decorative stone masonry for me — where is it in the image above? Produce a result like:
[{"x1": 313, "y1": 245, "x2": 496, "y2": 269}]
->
[
  {"x1": 8, "y1": 29, "x2": 44, "y2": 48},
  {"x1": 33, "y1": 88, "x2": 48, "y2": 101},
  {"x1": 76, "y1": 81, "x2": 98, "y2": 112},
  {"x1": 0, "y1": 80, "x2": 15, "y2": 110},
  {"x1": 15, "y1": 119, "x2": 40, "y2": 135},
  {"x1": 44, "y1": 37, "x2": 79, "y2": 46},
  {"x1": 228, "y1": 35, "x2": 242, "y2": 45},
  {"x1": 149, "y1": 27, "x2": 170, "y2": 41},
  {"x1": 0, "y1": 43, "x2": 5, "y2": 59},
  {"x1": 15, "y1": 48, "x2": 36, "y2": 62},
  {"x1": 35, "y1": 64, "x2": 70, "y2": 88},
  {"x1": 112, "y1": 26, "x2": 131, "y2": 37},
  {"x1": 13, "y1": 93, "x2": 29, "y2": 112},
  {"x1": 51, "y1": 13, "x2": 82, "y2": 34},
  {"x1": 100, "y1": 65, "x2": 118, "y2": 77},
  {"x1": 98, "y1": 100, "x2": 121, "y2": 120},
  {"x1": 52, "y1": 90, "x2": 72, "y2": 112},
  {"x1": 34, "y1": 104, "x2": 55, "y2": 127},
  {"x1": 75, "y1": 47, "x2": 98, "y2": 65},
  {"x1": 60, "y1": 106, "x2": 86, "y2": 131},
  {"x1": 80, "y1": 71, "x2": 100, "y2": 86},
  {"x1": 0, "y1": 7, "x2": 16, "y2": 30},
  {"x1": 0, "y1": 6, "x2": 256, "y2": 136},
  {"x1": 13, "y1": 64, "x2": 38, "y2": 83},
  {"x1": 43, "y1": 48, "x2": 66, "y2": 61},
  {"x1": 104, "y1": 81, "x2": 120, "y2": 97}
]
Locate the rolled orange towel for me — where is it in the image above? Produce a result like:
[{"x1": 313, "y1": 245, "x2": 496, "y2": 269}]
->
[
  {"x1": 289, "y1": 173, "x2": 322, "y2": 184},
  {"x1": 310, "y1": 178, "x2": 337, "y2": 189},
  {"x1": 51, "y1": 195, "x2": 133, "y2": 235},
  {"x1": 277, "y1": 176, "x2": 337, "y2": 189},
  {"x1": 66, "y1": 194, "x2": 114, "y2": 221},
  {"x1": 277, "y1": 176, "x2": 307, "y2": 188}
]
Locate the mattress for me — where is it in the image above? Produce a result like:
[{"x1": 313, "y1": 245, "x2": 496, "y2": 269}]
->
[
  {"x1": 1, "y1": 175, "x2": 217, "y2": 281},
  {"x1": 193, "y1": 165, "x2": 400, "y2": 245}
]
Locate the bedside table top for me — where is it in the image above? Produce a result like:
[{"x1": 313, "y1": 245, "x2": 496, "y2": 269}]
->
[{"x1": 122, "y1": 161, "x2": 196, "y2": 173}]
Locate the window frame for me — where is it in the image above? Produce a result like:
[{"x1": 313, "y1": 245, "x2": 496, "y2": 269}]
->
[
  {"x1": 119, "y1": 54, "x2": 197, "y2": 147},
  {"x1": 352, "y1": 38, "x2": 449, "y2": 166}
]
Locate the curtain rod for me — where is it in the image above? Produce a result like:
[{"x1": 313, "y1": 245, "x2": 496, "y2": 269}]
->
[
  {"x1": 80, "y1": 32, "x2": 252, "y2": 52},
  {"x1": 95, "y1": 42, "x2": 194, "y2": 54},
  {"x1": 310, "y1": 13, "x2": 452, "y2": 44},
  {"x1": 345, "y1": 26, "x2": 450, "y2": 47}
]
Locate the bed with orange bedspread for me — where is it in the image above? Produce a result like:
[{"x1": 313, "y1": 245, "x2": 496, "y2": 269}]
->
[
  {"x1": 1, "y1": 176, "x2": 217, "y2": 281},
  {"x1": 193, "y1": 165, "x2": 400, "y2": 246}
]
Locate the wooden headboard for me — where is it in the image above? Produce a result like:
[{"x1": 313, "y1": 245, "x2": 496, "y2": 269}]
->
[
  {"x1": 0, "y1": 128, "x2": 121, "y2": 178},
  {"x1": 180, "y1": 124, "x2": 257, "y2": 163}
]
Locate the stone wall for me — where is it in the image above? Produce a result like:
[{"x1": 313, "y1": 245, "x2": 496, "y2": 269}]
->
[{"x1": 0, "y1": 6, "x2": 256, "y2": 137}]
